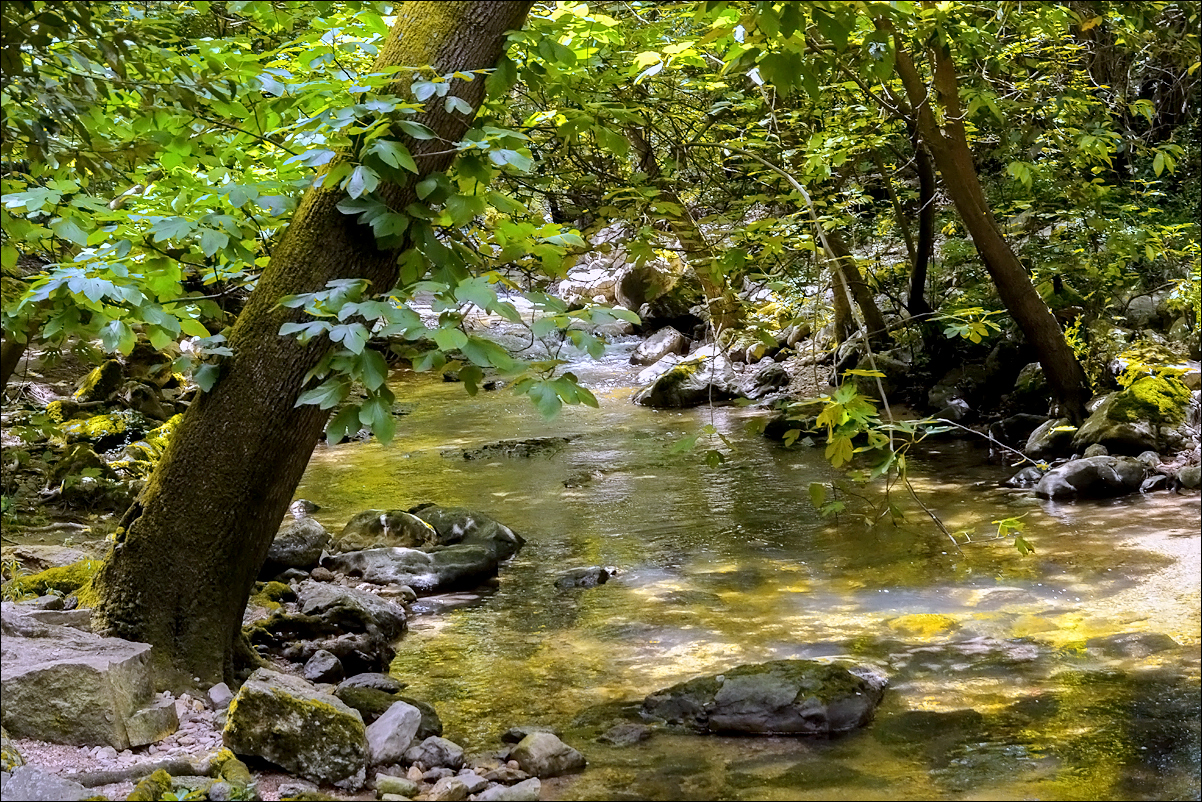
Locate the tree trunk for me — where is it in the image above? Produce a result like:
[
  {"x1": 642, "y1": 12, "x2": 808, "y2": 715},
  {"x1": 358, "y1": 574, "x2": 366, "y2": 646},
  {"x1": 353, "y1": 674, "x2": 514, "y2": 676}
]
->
[
  {"x1": 90, "y1": 1, "x2": 534, "y2": 690},
  {"x1": 0, "y1": 329, "x2": 29, "y2": 389},
  {"x1": 908, "y1": 137, "x2": 936, "y2": 318},
  {"x1": 889, "y1": 34, "x2": 1092, "y2": 422},
  {"x1": 822, "y1": 229, "x2": 888, "y2": 340},
  {"x1": 625, "y1": 125, "x2": 742, "y2": 333}
]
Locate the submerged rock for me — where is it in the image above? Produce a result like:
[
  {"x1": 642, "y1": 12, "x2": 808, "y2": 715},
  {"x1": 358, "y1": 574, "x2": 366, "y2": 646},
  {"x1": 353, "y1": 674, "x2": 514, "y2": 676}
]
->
[
  {"x1": 324, "y1": 545, "x2": 502, "y2": 595},
  {"x1": 554, "y1": 566, "x2": 615, "y2": 589},
  {"x1": 642, "y1": 660, "x2": 887, "y2": 735},
  {"x1": 1033, "y1": 455, "x2": 1150, "y2": 499},
  {"x1": 223, "y1": 668, "x2": 367, "y2": 789}
]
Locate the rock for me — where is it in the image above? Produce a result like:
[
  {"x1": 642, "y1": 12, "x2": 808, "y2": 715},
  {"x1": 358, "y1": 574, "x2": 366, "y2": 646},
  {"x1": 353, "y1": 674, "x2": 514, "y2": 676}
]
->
[
  {"x1": 60, "y1": 409, "x2": 151, "y2": 451},
  {"x1": 297, "y1": 581, "x2": 407, "y2": 640},
  {"x1": 508, "y1": 731, "x2": 586, "y2": 778},
  {"x1": 1, "y1": 603, "x2": 156, "y2": 749},
  {"x1": 304, "y1": 649, "x2": 345, "y2": 683},
  {"x1": 630, "y1": 327, "x2": 688, "y2": 366},
  {"x1": 1136, "y1": 450, "x2": 1162, "y2": 468},
  {"x1": 636, "y1": 353, "x2": 682, "y2": 385},
  {"x1": 128, "y1": 768, "x2": 174, "y2": 800},
  {"x1": 453, "y1": 437, "x2": 574, "y2": 462},
  {"x1": 336, "y1": 510, "x2": 440, "y2": 552},
  {"x1": 554, "y1": 566, "x2": 614, "y2": 589},
  {"x1": 277, "y1": 779, "x2": 320, "y2": 798},
  {"x1": 366, "y1": 701, "x2": 423, "y2": 766},
  {"x1": 1, "y1": 727, "x2": 24, "y2": 772},
  {"x1": 290, "y1": 499, "x2": 321, "y2": 518},
  {"x1": 1005, "y1": 466, "x2": 1045, "y2": 488},
  {"x1": 1024, "y1": 417, "x2": 1077, "y2": 460},
  {"x1": 1082, "y1": 443, "x2": 1109, "y2": 458},
  {"x1": 500, "y1": 725, "x2": 558, "y2": 744},
  {"x1": 72, "y1": 359, "x2": 123, "y2": 403},
  {"x1": 597, "y1": 722, "x2": 652, "y2": 746},
  {"x1": 483, "y1": 765, "x2": 530, "y2": 783},
  {"x1": 19, "y1": 607, "x2": 93, "y2": 631},
  {"x1": 208, "y1": 682, "x2": 235, "y2": 710},
  {"x1": 427, "y1": 776, "x2": 469, "y2": 801},
  {"x1": 1033, "y1": 455, "x2": 1150, "y2": 500},
  {"x1": 0, "y1": 764, "x2": 89, "y2": 801},
  {"x1": 1086, "y1": 632, "x2": 1179, "y2": 658},
  {"x1": 632, "y1": 350, "x2": 739, "y2": 408},
  {"x1": 1177, "y1": 465, "x2": 1201, "y2": 489},
  {"x1": 376, "y1": 773, "x2": 419, "y2": 797},
  {"x1": 126, "y1": 696, "x2": 180, "y2": 747},
  {"x1": 404, "y1": 735, "x2": 465, "y2": 771},
  {"x1": 988, "y1": 414, "x2": 1050, "y2": 452},
  {"x1": 456, "y1": 770, "x2": 489, "y2": 794},
  {"x1": 0, "y1": 545, "x2": 95, "y2": 575},
  {"x1": 323, "y1": 545, "x2": 502, "y2": 595},
  {"x1": 475, "y1": 778, "x2": 542, "y2": 801},
  {"x1": 740, "y1": 361, "x2": 791, "y2": 401},
  {"x1": 1073, "y1": 378, "x2": 1194, "y2": 455},
  {"x1": 1008, "y1": 362, "x2": 1050, "y2": 412},
  {"x1": 409, "y1": 505, "x2": 526, "y2": 561},
  {"x1": 423, "y1": 767, "x2": 454, "y2": 781},
  {"x1": 642, "y1": 660, "x2": 887, "y2": 735},
  {"x1": 262, "y1": 517, "x2": 331, "y2": 575},
  {"x1": 223, "y1": 668, "x2": 367, "y2": 789},
  {"x1": 928, "y1": 364, "x2": 989, "y2": 410}
]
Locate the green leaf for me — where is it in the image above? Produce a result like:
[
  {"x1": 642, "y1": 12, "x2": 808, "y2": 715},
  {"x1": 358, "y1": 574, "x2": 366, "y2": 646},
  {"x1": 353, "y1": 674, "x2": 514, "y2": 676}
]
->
[
  {"x1": 296, "y1": 378, "x2": 349, "y2": 410},
  {"x1": 397, "y1": 120, "x2": 437, "y2": 140},
  {"x1": 825, "y1": 435, "x2": 854, "y2": 468},
  {"x1": 326, "y1": 403, "x2": 362, "y2": 444},
  {"x1": 367, "y1": 139, "x2": 418, "y2": 173},
  {"x1": 358, "y1": 349, "x2": 389, "y2": 391},
  {"x1": 808, "y1": 482, "x2": 826, "y2": 509},
  {"x1": 194, "y1": 364, "x2": 221, "y2": 393},
  {"x1": 433, "y1": 327, "x2": 468, "y2": 351},
  {"x1": 100, "y1": 319, "x2": 134, "y2": 354},
  {"x1": 149, "y1": 217, "x2": 196, "y2": 242},
  {"x1": 445, "y1": 194, "x2": 485, "y2": 226},
  {"x1": 179, "y1": 318, "x2": 211, "y2": 338},
  {"x1": 199, "y1": 228, "x2": 230, "y2": 257},
  {"x1": 444, "y1": 96, "x2": 473, "y2": 115},
  {"x1": 51, "y1": 217, "x2": 89, "y2": 246},
  {"x1": 329, "y1": 323, "x2": 369, "y2": 354},
  {"x1": 345, "y1": 166, "x2": 380, "y2": 199}
]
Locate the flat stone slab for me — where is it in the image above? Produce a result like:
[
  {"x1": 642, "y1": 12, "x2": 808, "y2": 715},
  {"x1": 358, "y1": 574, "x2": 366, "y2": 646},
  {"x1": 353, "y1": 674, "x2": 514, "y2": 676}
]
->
[{"x1": 1, "y1": 602, "x2": 155, "y2": 750}]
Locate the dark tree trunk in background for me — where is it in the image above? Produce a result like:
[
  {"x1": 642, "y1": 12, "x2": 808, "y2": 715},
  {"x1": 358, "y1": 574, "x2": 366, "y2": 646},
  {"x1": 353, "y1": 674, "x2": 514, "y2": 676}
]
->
[
  {"x1": 90, "y1": 1, "x2": 534, "y2": 690},
  {"x1": 890, "y1": 32, "x2": 1092, "y2": 423},
  {"x1": 907, "y1": 137, "x2": 936, "y2": 318}
]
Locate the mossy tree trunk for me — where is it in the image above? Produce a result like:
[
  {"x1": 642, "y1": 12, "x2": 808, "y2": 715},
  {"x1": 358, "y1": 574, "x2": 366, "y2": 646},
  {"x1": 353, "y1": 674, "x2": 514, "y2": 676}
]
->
[
  {"x1": 889, "y1": 31, "x2": 1092, "y2": 422},
  {"x1": 90, "y1": 1, "x2": 533, "y2": 690}
]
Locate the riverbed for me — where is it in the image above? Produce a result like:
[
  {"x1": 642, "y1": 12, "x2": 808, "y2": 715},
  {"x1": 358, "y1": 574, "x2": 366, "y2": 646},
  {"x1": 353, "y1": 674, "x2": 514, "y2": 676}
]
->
[{"x1": 295, "y1": 341, "x2": 1201, "y2": 801}]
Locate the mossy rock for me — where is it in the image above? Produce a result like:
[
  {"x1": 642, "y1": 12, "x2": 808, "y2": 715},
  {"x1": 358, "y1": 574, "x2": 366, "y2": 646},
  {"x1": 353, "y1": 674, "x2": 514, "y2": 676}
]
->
[
  {"x1": 126, "y1": 768, "x2": 173, "y2": 801},
  {"x1": 61, "y1": 410, "x2": 151, "y2": 452},
  {"x1": 72, "y1": 360, "x2": 123, "y2": 403},
  {"x1": 4, "y1": 559, "x2": 102, "y2": 599},
  {"x1": 249, "y1": 580, "x2": 295, "y2": 610},
  {"x1": 1109, "y1": 375, "x2": 1190, "y2": 426},
  {"x1": 1, "y1": 726, "x2": 25, "y2": 772},
  {"x1": 45, "y1": 399, "x2": 82, "y2": 423},
  {"x1": 1073, "y1": 377, "x2": 1192, "y2": 454}
]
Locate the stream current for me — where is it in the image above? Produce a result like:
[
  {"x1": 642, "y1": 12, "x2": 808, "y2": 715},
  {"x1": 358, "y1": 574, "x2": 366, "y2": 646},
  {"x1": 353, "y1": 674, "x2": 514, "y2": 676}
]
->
[{"x1": 295, "y1": 338, "x2": 1201, "y2": 801}]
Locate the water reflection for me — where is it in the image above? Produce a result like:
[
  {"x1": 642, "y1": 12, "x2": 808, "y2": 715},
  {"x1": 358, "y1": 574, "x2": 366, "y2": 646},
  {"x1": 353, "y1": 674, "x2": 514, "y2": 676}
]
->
[{"x1": 295, "y1": 355, "x2": 1200, "y2": 801}]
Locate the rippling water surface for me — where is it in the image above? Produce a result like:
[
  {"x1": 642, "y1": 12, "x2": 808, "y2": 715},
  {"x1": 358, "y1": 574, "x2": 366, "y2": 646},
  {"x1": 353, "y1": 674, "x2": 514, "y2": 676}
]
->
[{"x1": 296, "y1": 342, "x2": 1201, "y2": 801}]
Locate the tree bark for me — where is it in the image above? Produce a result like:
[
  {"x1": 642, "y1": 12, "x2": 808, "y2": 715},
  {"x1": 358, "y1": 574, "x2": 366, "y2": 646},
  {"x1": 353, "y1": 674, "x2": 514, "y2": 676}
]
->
[
  {"x1": 822, "y1": 229, "x2": 888, "y2": 341},
  {"x1": 0, "y1": 329, "x2": 29, "y2": 389},
  {"x1": 625, "y1": 125, "x2": 742, "y2": 333},
  {"x1": 908, "y1": 136, "x2": 936, "y2": 318},
  {"x1": 889, "y1": 32, "x2": 1092, "y2": 422},
  {"x1": 90, "y1": 1, "x2": 534, "y2": 690}
]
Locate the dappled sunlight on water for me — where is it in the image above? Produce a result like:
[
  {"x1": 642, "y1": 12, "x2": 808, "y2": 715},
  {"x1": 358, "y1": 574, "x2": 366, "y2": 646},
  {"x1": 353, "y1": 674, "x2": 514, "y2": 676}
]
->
[{"x1": 296, "y1": 351, "x2": 1200, "y2": 801}]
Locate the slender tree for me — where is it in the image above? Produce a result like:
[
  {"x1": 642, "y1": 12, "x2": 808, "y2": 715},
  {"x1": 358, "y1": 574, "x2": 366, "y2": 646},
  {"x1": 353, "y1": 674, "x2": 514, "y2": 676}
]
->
[{"x1": 89, "y1": 1, "x2": 534, "y2": 689}]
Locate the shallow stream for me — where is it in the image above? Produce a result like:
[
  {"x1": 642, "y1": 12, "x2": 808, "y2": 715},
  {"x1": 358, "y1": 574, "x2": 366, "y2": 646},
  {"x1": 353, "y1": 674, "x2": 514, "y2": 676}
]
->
[{"x1": 295, "y1": 341, "x2": 1201, "y2": 801}]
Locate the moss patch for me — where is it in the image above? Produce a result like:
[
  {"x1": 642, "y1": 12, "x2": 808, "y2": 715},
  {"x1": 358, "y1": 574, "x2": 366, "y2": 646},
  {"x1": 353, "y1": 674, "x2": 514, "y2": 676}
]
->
[
  {"x1": 1110, "y1": 375, "x2": 1190, "y2": 426},
  {"x1": 4, "y1": 559, "x2": 101, "y2": 599},
  {"x1": 127, "y1": 768, "x2": 173, "y2": 801},
  {"x1": 888, "y1": 613, "x2": 960, "y2": 639},
  {"x1": 72, "y1": 360, "x2": 123, "y2": 403}
]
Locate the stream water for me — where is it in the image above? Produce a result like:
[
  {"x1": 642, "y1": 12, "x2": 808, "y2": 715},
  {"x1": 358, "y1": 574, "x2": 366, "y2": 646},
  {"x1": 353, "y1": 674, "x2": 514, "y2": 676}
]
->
[{"x1": 295, "y1": 339, "x2": 1201, "y2": 801}]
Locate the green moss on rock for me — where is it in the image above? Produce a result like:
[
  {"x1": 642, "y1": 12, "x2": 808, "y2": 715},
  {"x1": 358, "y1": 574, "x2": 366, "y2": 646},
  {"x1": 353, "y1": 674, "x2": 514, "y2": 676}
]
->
[
  {"x1": 1110, "y1": 375, "x2": 1190, "y2": 426},
  {"x1": 6, "y1": 559, "x2": 101, "y2": 599},
  {"x1": 126, "y1": 768, "x2": 173, "y2": 801},
  {"x1": 72, "y1": 360, "x2": 123, "y2": 403}
]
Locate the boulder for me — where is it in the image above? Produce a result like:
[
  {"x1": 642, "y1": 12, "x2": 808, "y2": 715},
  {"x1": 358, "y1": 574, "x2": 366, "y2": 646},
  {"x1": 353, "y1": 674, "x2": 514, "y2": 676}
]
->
[
  {"x1": 409, "y1": 505, "x2": 526, "y2": 561},
  {"x1": 1, "y1": 603, "x2": 158, "y2": 749},
  {"x1": 72, "y1": 359, "x2": 123, "y2": 403},
  {"x1": 507, "y1": 731, "x2": 586, "y2": 778},
  {"x1": 1024, "y1": 417, "x2": 1077, "y2": 460},
  {"x1": 740, "y1": 362, "x2": 791, "y2": 400},
  {"x1": 1007, "y1": 362, "x2": 1050, "y2": 412},
  {"x1": 615, "y1": 261, "x2": 677, "y2": 311},
  {"x1": 376, "y1": 773, "x2": 420, "y2": 797},
  {"x1": 223, "y1": 668, "x2": 367, "y2": 789},
  {"x1": 1033, "y1": 455, "x2": 1150, "y2": 500},
  {"x1": 636, "y1": 353, "x2": 681, "y2": 385},
  {"x1": 598, "y1": 722, "x2": 653, "y2": 746},
  {"x1": 642, "y1": 660, "x2": 887, "y2": 735},
  {"x1": 403, "y1": 735, "x2": 465, "y2": 771},
  {"x1": 1178, "y1": 465, "x2": 1201, "y2": 489},
  {"x1": 426, "y1": 775, "x2": 470, "y2": 801},
  {"x1": 1072, "y1": 379, "x2": 1194, "y2": 455},
  {"x1": 632, "y1": 350, "x2": 739, "y2": 408},
  {"x1": 1, "y1": 726, "x2": 24, "y2": 772},
  {"x1": 366, "y1": 701, "x2": 423, "y2": 766},
  {"x1": 262, "y1": 516, "x2": 330, "y2": 576},
  {"x1": 475, "y1": 778, "x2": 542, "y2": 801},
  {"x1": 303, "y1": 649, "x2": 344, "y2": 684},
  {"x1": 0, "y1": 545, "x2": 96, "y2": 575},
  {"x1": 126, "y1": 696, "x2": 180, "y2": 748},
  {"x1": 928, "y1": 364, "x2": 989, "y2": 410},
  {"x1": 630, "y1": 327, "x2": 688, "y2": 366},
  {"x1": 297, "y1": 582, "x2": 407, "y2": 640},
  {"x1": 1005, "y1": 466, "x2": 1046, "y2": 488},
  {"x1": 336, "y1": 510, "x2": 439, "y2": 552},
  {"x1": 554, "y1": 566, "x2": 614, "y2": 589},
  {"x1": 323, "y1": 545, "x2": 502, "y2": 595},
  {"x1": 0, "y1": 765, "x2": 89, "y2": 801}
]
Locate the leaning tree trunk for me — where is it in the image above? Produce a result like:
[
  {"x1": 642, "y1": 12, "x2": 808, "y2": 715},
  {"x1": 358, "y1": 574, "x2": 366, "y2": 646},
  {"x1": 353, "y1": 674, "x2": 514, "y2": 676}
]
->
[
  {"x1": 822, "y1": 229, "x2": 888, "y2": 341},
  {"x1": 890, "y1": 33, "x2": 1092, "y2": 423},
  {"x1": 90, "y1": 1, "x2": 534, "y2": 690}
]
